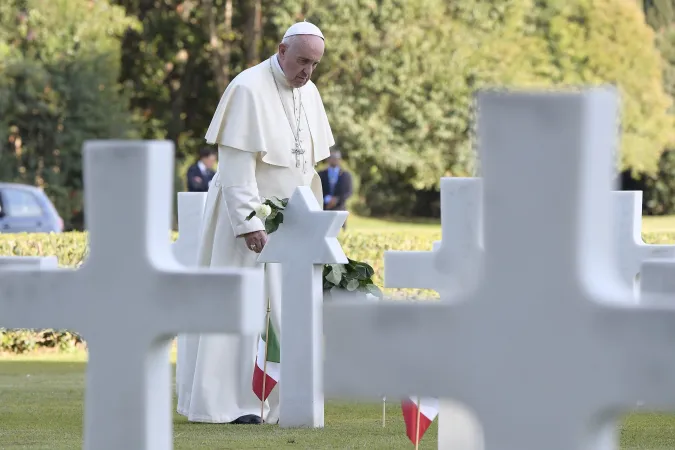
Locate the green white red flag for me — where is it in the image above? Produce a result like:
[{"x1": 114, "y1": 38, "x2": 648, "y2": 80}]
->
[{"x1": 252, "y1": 323, "x2": 280, "y2": 400}]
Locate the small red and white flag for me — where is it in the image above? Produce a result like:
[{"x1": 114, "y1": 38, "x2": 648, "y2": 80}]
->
[{"x1": 401, "y1": 396, "x2": 439, "y2": 445}]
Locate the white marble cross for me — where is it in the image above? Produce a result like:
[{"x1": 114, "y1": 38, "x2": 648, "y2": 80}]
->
[
  {"x1": 257, "y1": 186, "x2": 348, "y2": 428},
  {"x1": 384, "y1": 178, "x2": 485, "y2": 449},
  {"x1": 172, "y1": 192, "x2": 207, "y2": 267},
  {"x1": 613, "y1": 190, "x2": 675, "y2": 298},
  {"x1": 384, "y1": 177, "x2": 674, "y2": 449},
  {"x1": 172, "y1": 192, "x2": 207, "y2": 402},
  {"x1": 324, "y1": 88, "x2": 675, "y2": 449},
  {"x1": 384, "y1": 177, "x2": 483, "y2": 298},
  {"x1": 388, "y1": 188, "x2": 673, "y2": 301},
  {"x1": 0, "y1": 141, "x2": 263, "y2": 450},
  {"x1": 385, "y1": 178, "x2": 484, "y2": 448}
]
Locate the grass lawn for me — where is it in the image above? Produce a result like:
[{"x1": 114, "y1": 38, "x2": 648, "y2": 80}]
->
[
  {"x1": 2, "y1": 353, "x2": 675, "y2": 449},
  {"x1": 347, "y1": 215, "x2": 441, "y2": 233},
  {"x1": 0, "y1": 352, "x2": 435, "y2": 449},
  {"x1": 348, "y1": 214, "x2": 675, "y2": 234}
]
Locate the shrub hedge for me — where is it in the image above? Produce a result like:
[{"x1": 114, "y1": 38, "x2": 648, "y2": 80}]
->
[{"x1": 1, "y1": 230, "x2": 674, "y2": 354}]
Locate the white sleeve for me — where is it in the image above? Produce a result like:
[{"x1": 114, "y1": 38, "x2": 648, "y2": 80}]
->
[{"x1": 217, "y1": 145, "x2": 265, "y2": 236}]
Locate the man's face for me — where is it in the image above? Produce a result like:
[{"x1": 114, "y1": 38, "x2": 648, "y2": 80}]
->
[
  {"x1": 203, "y1": 154, "x2": 217, "y2": 170},
  {"x1": 328, "y1": 156, "x2": 340, "y2": 167},
  {"x1": 278, "y1": 35, "x2": 325, "y2": 88}
]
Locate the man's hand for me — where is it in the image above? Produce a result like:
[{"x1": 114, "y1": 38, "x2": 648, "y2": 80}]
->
[
  {"x1": 327, "y1": 197, "x2": 338, "y2": 209},
  {"x1": 242, "y1": 230, "x2": 267, "y2": 253},
  {"x1": 193, "y1": 176, "x2": 203, "y2": 184}
]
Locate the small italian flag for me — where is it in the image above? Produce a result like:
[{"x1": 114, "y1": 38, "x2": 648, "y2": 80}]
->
[
  {"x1": 401, "y1": 396, "x2": 439, "y2": 445},
  {"x1": 252, "y1": 323, "x2": 280, "y2": 401}
]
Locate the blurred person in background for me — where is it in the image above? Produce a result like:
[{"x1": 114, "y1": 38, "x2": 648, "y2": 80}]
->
[
  {"x1": 319, "y1": 149, "x2": 352, "y2": 228},
  {"x1": 186, "y1": 147, "x2": 217, "y2": 192}
]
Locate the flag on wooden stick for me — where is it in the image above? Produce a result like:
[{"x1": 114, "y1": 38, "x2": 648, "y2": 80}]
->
[
  {"x1": 252, "y1": 323, "x2": 280, "y2": 401},
  {"x1": 401, "y1": 396, "x2": 439, "y2": 446}
]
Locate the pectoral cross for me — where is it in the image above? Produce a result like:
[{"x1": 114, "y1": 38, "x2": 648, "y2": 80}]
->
[{"x1": 292, "y1": 141, "x2": 305, "y2": 169}]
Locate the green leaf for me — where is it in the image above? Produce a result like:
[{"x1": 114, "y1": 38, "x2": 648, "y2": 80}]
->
[
  {"x1": 325, "y1": 264, "x2": 344, "y2": 285},
  {"x1": 343, "y1": 271, "x2": 359, "y2": 281},
  {"x1": 347, "y1": 258, "x2": 375, "y2": 277},
  {"x1": 345, "y1": 279, "x2": 360, "y2": 291},
  {"x1": 245, "y1": 211, "x2": 256, "y2": 221},
  {"x1": 354, "y1": 265, "x2": 369, "y2": 279},
  {"x1": 366, "y1": 284, "x2": 383, "y2": 298},
  {"x1": 266, "y1": 220, "x2": 280, "y2": 234},
  {"x1": 268, "y1": 197, "x2": 286, "y2": 209}
]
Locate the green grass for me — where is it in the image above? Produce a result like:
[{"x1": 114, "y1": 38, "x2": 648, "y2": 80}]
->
[
  {"x1": 2, "y1": 353, "x2": 675, "y2": 449},
  {"x1": 348, "y1": 214, "x2": 675, "y2": 234},
  {"x1": 0, "y1": 352, "x2": 435, "y2": 449},
  {"x1": 347, "y1": 215, "x2": 441, "y2": 233}
]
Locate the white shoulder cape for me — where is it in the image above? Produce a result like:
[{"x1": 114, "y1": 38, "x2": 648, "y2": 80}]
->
[{"x1": 204, "y1": 57, "x2": 335, "y2": 167}]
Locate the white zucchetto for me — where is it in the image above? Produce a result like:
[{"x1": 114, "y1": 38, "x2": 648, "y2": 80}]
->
[{"x1": 283, "y1": 21, "x2": 324, "y2": 41}]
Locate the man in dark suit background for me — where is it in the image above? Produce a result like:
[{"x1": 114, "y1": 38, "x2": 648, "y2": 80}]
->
[
  {"x1": 186, "y1": 147, "x2": 217, "y2": 192},
  {"x1": 319, "y1": 149, "x2": 353, "y2": 228}
]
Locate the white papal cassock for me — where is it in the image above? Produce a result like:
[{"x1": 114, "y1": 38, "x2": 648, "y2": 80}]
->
[{"x1": 176, "y1": 51, "x2": 334, "y2": 423}]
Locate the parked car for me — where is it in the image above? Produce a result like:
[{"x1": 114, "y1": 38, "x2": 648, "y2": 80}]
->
[{"x1": 0, "y1": 182, "x2": 64, "y2": 233}]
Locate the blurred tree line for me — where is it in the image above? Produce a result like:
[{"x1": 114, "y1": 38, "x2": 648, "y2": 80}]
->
[
  {"x1": 0, "y1": 0, "x2": 674, "y2": 229},
  {"x1": 0, "y1": 0, "x2": 139, "y2": 228},
  {"x1": 631, "y1": 0, "x2": 675, "y2": 214}
]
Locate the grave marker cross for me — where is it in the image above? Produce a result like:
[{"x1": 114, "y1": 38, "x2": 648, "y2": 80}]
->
[
  {"x1": 387, "y1": 188, "x2": 674, "y2": 302},
  {"x1": 384, "y1": 177, "x2": 483, "y2": 298},
  {"x1": 384, "y1": 177, "x2": 486, "y2": 449},
  {"x1": 0, "y1": 141, "x2": 263, "y2": 450},
  {"x1": 257, "y1": 186, "x2": 348, "y2": 428},
  {"x1": 384, "y1": 181, "x2": 674, "y2": 449},
  {"x1": 172, "y1": 192, "x2": 207, "y2": 403},
  {"x1": 324, "y1": 89, "x2": 675, "y2": 449},
  {"x1": 385, "y1": 179, "x2": 484, "y2": 448},
  {"x1": 172, "y1": 192, "x2": 207, "y2": 267}
]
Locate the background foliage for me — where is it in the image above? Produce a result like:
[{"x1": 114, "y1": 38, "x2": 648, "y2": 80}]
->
[
  {"x1": 634, "y1": 0, "x2": 675, "y2": 214},
  {"x1": 1, "y1": 0, "x2": 675, "y2": 223},
  {"x1": 0, "y1": 0, "x2": 140, "y2": 229}
]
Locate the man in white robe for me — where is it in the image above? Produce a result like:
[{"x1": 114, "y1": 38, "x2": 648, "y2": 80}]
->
[{"x1": 176, "y1": 21, "x2": 334, "y2": 425}]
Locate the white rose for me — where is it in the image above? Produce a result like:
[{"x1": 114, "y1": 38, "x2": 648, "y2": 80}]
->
[{"x1": 255, "y1": 204, "x2": 272, "y2": 219}]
